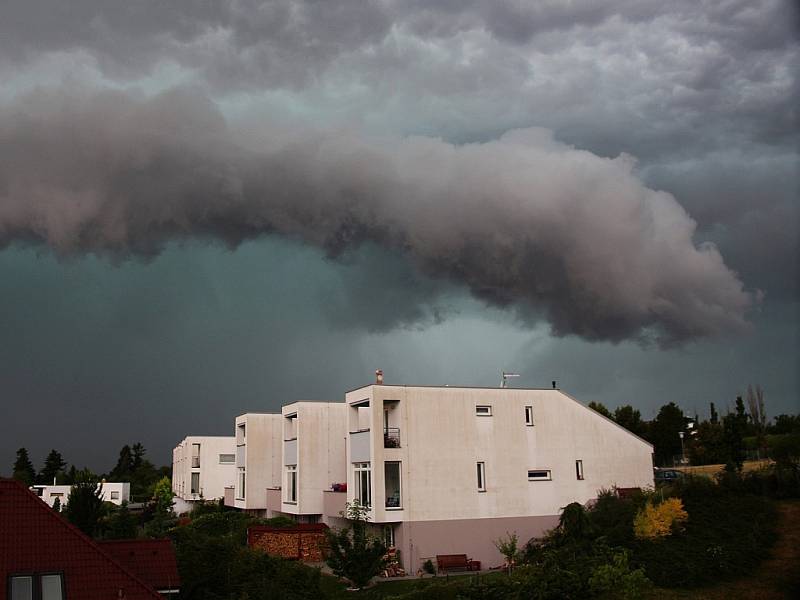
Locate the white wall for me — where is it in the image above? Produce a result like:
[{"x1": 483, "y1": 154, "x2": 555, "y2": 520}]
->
[
  {"x1": 345, "y1": 385, "x2": 654, "y2": 523},
  {"x1": 31, "y1": 482, "x2": 130, "y2": 507},
  {"x1": 234, "y1": 413, "x2": 282, "y2": 510},
  {"x1": 280, "y1": 402, "x2": 347, "y2": 517},
  {"x1": 171, "y1": 436, "x2": 236, "y2": 503}
]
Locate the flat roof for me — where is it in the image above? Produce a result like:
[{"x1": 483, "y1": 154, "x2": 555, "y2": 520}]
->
[{"x1": 346, "y1": 383, "x2": 561, "y2": 394}]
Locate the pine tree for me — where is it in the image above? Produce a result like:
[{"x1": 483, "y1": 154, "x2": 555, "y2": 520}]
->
[
  {"x1": 110, "y1": 445, "x2": 134, "y2": 480},
  {"x1": 52, "y1": 497, "x2": 61, "y2": 512},
  {"x1": 12, "y1": 448, "x2": 36, "y2": 486},
  {"x1": 106, "y1": 502, "x2": 138, "y2": 539},
  {"x1": 588, "y1": 401, "x2": 613, "y2": 419},
  {"x1": 39, "y1": 449, "x2": 67, "y2": 484},
  {"x1": 64, "y1": 470, "x2": 105, "y2": 537},
  {"x1": 709, "y1": 402, "x2": 719, "y2": 425},
  {"x1": 132, "y1": 443, "x2": 145, "y2": 471}
]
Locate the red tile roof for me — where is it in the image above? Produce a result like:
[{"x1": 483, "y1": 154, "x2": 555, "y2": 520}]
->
[
  {"x1": 98, "y1": 539, "x2": 180, "y2": 592},
  {"x1": 0, "y1": 478, "x2": 161, "y2": 600}
]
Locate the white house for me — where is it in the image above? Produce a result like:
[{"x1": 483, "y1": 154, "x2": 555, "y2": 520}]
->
[
  {"x1": 172, "y1": 436, "x2": 236, "y2": 512},
  {"x1": 267, "y1": 401, "x2": 348, "y2": 523},
  {"x1": 31, "y1": 482, "x2": 130, "y2": 507},
  {"x1": 228, "y1": 413, "x2": 283, "y2": 513},
  {"x1": 343, "y1": 384, "x2": 654, "y2": 571}
]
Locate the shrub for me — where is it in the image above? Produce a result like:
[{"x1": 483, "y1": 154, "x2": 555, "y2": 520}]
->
[
  {"x1": 633, "y1": 498, "x2": 687, "y2": 540},
  {"x1": 589, "y1": 550, "x2": 652, "y2": 600},
  {"x1": 423, "y1": 559, "x2": 436, "y2": 575},
  {"x1": 325, "y1": 501, "x2": 387, "y2": 589}
]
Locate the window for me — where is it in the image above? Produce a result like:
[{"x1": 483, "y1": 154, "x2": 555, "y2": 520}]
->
[
  {"x1": 477, "y1": 462, "x2": 486, "y2": 491},
  {"x1": 191, "y1": 472, "x2": 200, "y2": 494},
  {"x1": 384, "y1": 525, "x2": 395, "y2": 548},
  {"x1": 354, "y1": 462, "x2": 371, "y2": 508},
  {"x1": 527, "y1": 470, "x2": 552, "y2": 481},
  {"x1": 49, "y1": 493, "x2": 63, "y2": 499},
  {"x1": 219, "y1": 454, "x2": 235, "y2": 464},
  {"x1": 576, "y1": 460, "x2": 584, "y2": 480},
  {"x1": 9, "y1": 574, "x2": 63, "y2": 600},
  {"x1": 384, "y1": 462, "x2": 401, "y2": 509},
  {"x1": 237, "y1": 469, "x2": 246, "y2": 499},
  {"x1": 286, "y1": 465, "x2": 297, "y2": 503},
  {"x1": 191, "y1": 443, "x2": 201, "y2": 468},
  {"x1": 475, "y1": 405, "x2": 492, "y2": 416},
  {"x1": 525, "y1": 406, "x2": 534, "y2": 426},
  {"x1": 110, "y1": 491, "x2": 120, "y2": 500}
]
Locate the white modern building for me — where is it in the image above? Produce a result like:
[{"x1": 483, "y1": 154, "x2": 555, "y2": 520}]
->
[
  {"x1": 229, "y1": 413, "x2": 283, "y2": 513},
  {"x1": 172, "y1": 436, "x2": 236, "y2": 512},
  {"x1": 31, "y1": 482, "x2": 130, "y2": 508},
  {"x1": 343, "y1": 384, "x2": 654, "y2": 570},
  {"x1": 267, "y1": 401, "x2": 348, "y2": 523}
]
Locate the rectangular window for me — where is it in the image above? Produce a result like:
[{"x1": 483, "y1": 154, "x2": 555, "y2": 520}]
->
[
  {"x1": 476, "y1": 405, "x2": 492, "y2": 416},
  {"x1": 384, "y1": 462, "x2": 401, "y2": 509},
  {"x1": 10, "y1": 576, "x2": 33, "y2": 600},
  {"x1": 237, "y1": 469, "x2": 246, "y2": 499},
  {"x1": 110, "y1": 491, "x2": 120, "y2": 500},
  {"x1": 354, "y1": 462, "x2": 372, "y2": 508},
  {"x1": 525, "y1": 406, "x2": 534, "y2": 426},
  {"x1": 191, "y1": 472, "x2": 200, "y2": 494},
  {"x1": 49, "y1": 493, "x2": 63, "y2": 499},
  {"x1": 286, "y1": 465, "x2": 297, "y2": 503},
  {"x1": 528, "y1": 470, "x2": 552, "y2": 481},
  {"x1": 477, "y1": 462, "x2": 486, "y2": 491},
  {"x1": 191, "y1": 443, "x2": 201, "y2": 468},
  {"x1": 384, "y1": 525, "x2": 395, "y2": 548},
  {"x1": 576, "y1": 460, "x2": 584, "y2": 480},
  {"x1": 40, "y1": 574, "x2": 64, "y2": 600},
  {"x1": 219, "y1": 454, "x2": 235, "y2": 464}
]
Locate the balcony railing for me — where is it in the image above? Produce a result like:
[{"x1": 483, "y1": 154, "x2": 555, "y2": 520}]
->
[{"x1": 383, "y1": 427, "x2": 401, "y2": 448}]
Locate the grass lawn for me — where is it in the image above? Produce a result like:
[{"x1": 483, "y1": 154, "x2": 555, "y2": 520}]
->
[{"x1": 647, "y1": 500, "x2": 800, "y2": 599}]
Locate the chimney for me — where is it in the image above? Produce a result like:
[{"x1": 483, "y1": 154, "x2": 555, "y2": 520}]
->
[
  {"x1": 552, "y1": 380, "x2": 557, "y2": 389},
  {"x1": 375, "y1": 369, "x2": 384, "y2": 385}
]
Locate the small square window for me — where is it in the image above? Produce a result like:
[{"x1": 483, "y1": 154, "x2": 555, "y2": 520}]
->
[
  {"x1": 110, "y1": 491, "x2": 120, "y2": 500},
  {"x1": 476, "y1": 405, "x2": 492, "y2": 416},
  {"x1": 576, "y1": 460, "x2": 584, "y2": 480},
  {"x1": 525, "y1": 406, "x2": 534, "y2": 426},
  {"x1": 527, "y1": 469, "x2": 551, "y2": 481}
]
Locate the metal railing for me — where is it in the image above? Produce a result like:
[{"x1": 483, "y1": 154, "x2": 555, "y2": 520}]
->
[{"x1": 383, "y1": 427, "x2": 401, "y2": 448}]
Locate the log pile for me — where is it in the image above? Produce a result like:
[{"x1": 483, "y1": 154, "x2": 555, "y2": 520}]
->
[
  {"x1": 380, "y1": 547, "x2": 406, "y2": 578},
  {"x1": 248, "y1": 524, "x2": 328, "y2": 562}
]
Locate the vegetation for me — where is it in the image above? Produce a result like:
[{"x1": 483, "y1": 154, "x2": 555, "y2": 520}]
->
[
  {"x1": 38, "y1": 449, "x2": 67, "y2": 484},
  {"x1": 493, "y1": 531, "x2": 521, "y2": 570},
  {"x1": 12, "y1": 447, "x2": 36, "y2": 486},
  {"x1": 326, "y1": 501, "x2": 388, "y2": 589},
  {"x1": 633, "y1": 498, "x2": 687, "y2": 540},
  {"x1": 63, "y1": 470, "x2": 105, "y2": 536}
]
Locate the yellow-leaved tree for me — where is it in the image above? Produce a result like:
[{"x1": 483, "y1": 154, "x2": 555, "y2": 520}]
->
[{"x1": 633, "y1": 497, "x2": 688, "y2": 540}]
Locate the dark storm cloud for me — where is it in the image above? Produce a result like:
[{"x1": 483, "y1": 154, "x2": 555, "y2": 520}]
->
[{"x1": 0, "y1": 87, "x2": 752, "y2": 344}]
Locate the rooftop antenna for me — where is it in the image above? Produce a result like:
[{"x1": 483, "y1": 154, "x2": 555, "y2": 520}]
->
[{"x1": 501, "y1": 372, "x2": 520, "y2": 388}]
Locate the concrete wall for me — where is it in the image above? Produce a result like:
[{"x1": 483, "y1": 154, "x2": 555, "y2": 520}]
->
[
  {"x1": 280, "y1": 402, "x2": 347, "y2": 517},
  {"x1": 235, "y1": 413, "x2": 282, "y2": 510},
  {"x1": 172, "y1": 436, "x2": 236, "y2": 502},
  {"x1": 344, "y1": 385, "x2": 653, "y2": 524}
]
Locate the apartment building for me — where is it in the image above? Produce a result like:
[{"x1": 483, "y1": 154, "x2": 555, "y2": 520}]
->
[
  {"x1": 266, "y1": 402, "x2": 347, "y2": 523},
  {"x1": 344, "y1": 384, "x2": 654, "y2": 570},
  {"x1": 30, "y1": 482, "x2": 130, "y2": 508},
  {"x1": 172, "y1": 436, "x2": 236, "y2": 512},
  {"x1": 231, "y1": 413, "x2": 282, "y2": 513}
]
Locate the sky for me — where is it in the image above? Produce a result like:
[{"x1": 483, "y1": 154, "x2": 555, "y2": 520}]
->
[{"x1": 1, "y1": 0, "x2": 797, "y2": 473}]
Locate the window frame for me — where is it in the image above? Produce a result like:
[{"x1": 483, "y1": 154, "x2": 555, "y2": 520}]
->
[
  {"x1": 8, "y1": 572, "x2": 65, "y2": 600},
  {"x1": 525, "y1": 405, "x2": 534, "y2": 426},
  {"x1": 219, "y1": 453, "x2": 235, "y2": 464},
  {"x1": 475, "y1": 405, "x2": 493, "y2": 417},
  {"x1": 477, "y1": 461, "x2": 486, "y2": 492},
  {"x1": 527, "y1": 469, "x2": 552, "y2": 481},
  {"x1": 286, "y1": 464, "x2": 298, "y2": 503},
  {"x1": 576, "y1": 460, "x2": 584, "y2": 480},
  {"x1": 237, "y1": 468, "x2": 246, "y2": 500},
  {"x1": 190, "y1": 472, "x2": 200, "y2": 495},
  {"x1": 353, "y1": 462, "x2": 372, "y2": 508},
  {"x1": 384, "y1": 461, "x2": 402, "y2": 510},
  {"x1": 110, "y1": 491, "x2": 120, "y2": 500}
]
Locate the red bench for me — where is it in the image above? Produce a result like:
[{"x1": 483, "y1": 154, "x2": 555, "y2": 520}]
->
[{"x1": 436, "y1": 554, "x2": 472, "y2": 573}]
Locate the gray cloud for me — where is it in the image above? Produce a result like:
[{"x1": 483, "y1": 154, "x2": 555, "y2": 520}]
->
[{"x1": 0, "y1": 87, "x2": 753, "y2": 344}]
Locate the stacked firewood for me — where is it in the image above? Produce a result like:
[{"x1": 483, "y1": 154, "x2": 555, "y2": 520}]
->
[{"x1": 380, "y1": 547, "x2": 406, "y2": 577}]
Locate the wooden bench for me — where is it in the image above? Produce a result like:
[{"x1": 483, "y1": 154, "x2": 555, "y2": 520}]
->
[{"x1": 436, "y1": 554, "x2": 470, "y2": 573}]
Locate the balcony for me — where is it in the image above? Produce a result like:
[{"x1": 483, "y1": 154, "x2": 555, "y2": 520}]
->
[{"x1": 383, "y1": 428, "x2": 401, "y2": 448}]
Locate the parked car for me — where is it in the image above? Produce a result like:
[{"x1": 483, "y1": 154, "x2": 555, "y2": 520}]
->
[{"x1": 654, "y1": 469, "x2": 684, "y2": 484}]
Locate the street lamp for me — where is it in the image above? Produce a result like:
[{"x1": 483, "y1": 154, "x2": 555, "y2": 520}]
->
[{"x1": 678, "y1": 431, "x2": 685, "y2": 465}]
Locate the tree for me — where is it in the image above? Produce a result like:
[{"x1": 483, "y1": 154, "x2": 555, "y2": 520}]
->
[
  {"x1": 105, "y1": 501, "x2": 138, "y2": 539},
  {"x1": 110, "y1": 445, "x2": 134, "y2": 480},
  {"x1": 132, "y1": 442, "x2": 145, "y2": 471},
  {"x1": 589, "y1": 401, "x2": 613, "y2": 419},
  {"x1": 64, "y1": 471, "x2": 105, "y2": 537},
  {"x1": 325, "y1": 501, "x2": 387, "y2": 589},
  {"x1": 746, "y1": 384, "x2": 768, "y2": 453},
  {"x1": 13, "y1": 448, "x2": 36, "y2": 486},
  {"x1": 52, "y1": 497, "x2": 61, "y2": 513},
  {"x1": 614, "y1": 405, "x2": 646, "y2": 438},
  {"x1": 144, "y1": 476, "x2": 175, "y2": 538},
  {"x1": 39, "y1": 449, "x2": 67, "y2": 485},
  {"x1": 649, "y1": 402, "x2": 685, "y2": 466},
  {"x1": 722, "y1": 397, "x2": 748, "y2": 471},
  {"x1": 688, "y1": 421, "x2": 727, "y2": 465},
  {"x1": 709, "y1": 402, "x2": 719, "y2": 425},
  {"x1": 493, "y1": 531, "x2": 521, "y2": 571}
]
